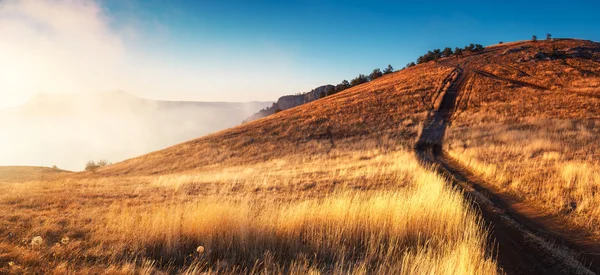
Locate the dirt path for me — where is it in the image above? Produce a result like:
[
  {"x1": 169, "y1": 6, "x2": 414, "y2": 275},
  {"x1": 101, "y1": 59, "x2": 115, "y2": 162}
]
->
[{"x1": 415, "y1": 65, "x2": 599, "y2": 275}]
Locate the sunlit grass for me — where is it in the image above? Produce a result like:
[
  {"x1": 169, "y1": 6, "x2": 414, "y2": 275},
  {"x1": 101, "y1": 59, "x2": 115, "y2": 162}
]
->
[
  {"x1": 446, "y1": 119, "x2": 600, "y2": 235},
  {"x1": 0, "y1": 150, "x2": 498, "y2": 274}
]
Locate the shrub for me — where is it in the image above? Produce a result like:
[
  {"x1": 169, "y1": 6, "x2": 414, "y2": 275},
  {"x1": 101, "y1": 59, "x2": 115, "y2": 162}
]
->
[
  {"x1": 432, "y1": 49, "x2": 442, "y2": 60},
  {"x1": 369, "y1": 68, "x2": 383, "y2": 81},
  {"x1": 334, "y1": 80, "x2": 351, "y2": 94},
  {"x1": 532, "y1": 35, "x2": 537, "y2": 42},
  {"x1": 85, "y1": 160, "x2": 110, "y2": 172},
  {"x1": 350, "y1": 74, "x2": 369, "y2": 86},
  {"x1": 464, "y1": 44, "x2": 475, "y2": 52},
  {"x1": 383, "y1": 64, "x2": 394, "y2": 74},
  {"x1": 85, "y1": 161, "x2": 99, "y2": 173},
  {"x1": 442, "y1": 47, "x2": 453, "y2": 57}
]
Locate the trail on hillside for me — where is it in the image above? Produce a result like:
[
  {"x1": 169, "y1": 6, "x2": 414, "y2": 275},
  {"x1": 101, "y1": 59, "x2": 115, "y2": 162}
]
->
[{"x1": 415, "y1": 63, "x2": 600, "y2": 275}]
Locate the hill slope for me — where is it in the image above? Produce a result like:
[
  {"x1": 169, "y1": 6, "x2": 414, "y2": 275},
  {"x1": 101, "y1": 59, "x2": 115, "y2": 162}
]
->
[
  {"x1": 102, "y1": 39, "x2": 600, "y2": 177},
  {"x1": 3, "y1": 38, "x2": 600, "y2": 274},
  {"x1": 0, "y1": 166, "x2": 71, "y2": 182}
]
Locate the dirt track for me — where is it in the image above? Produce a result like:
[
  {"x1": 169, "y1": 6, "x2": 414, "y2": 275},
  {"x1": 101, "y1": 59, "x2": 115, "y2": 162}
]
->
[{"x1": 415, "y1": 62, "x2": 600, "y2": 274}]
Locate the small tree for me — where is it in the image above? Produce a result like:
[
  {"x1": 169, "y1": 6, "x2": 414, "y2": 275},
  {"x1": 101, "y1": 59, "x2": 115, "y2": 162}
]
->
[
  {"x1": 369, "y1": 68, "x2": 383, "y2": 81},
  {"x1": 465, "y1": 44, "x2": 475, "y2": 52},
  {"x1": 406, "y1": 62, "x2": 416, "y2": 68},
  {"x1": 383, "y1": 64, "x2": 394, "y2": 74},
  {"x1": 51, "y1": 165, "x2": 58, "y2": 170},
  {"x1": 350, "y1": 74, "x2": 369, "y2": 86},
  {"x1": 85, "y1": 161, "x2": 99, "y2": 173},
  {"x1": 546, "y1": 33, "x2": 552, "y2": 40},
  {"x1": 334, "y1": 80, "x2": 350, "y2": 94},
  {"x1": 454, "y1": 47, "x2": 463, "y2": 56},
  {"x1": 442, "y1": 47, "x2": 453, "y2": 57},
  {"x1": 474, "y1": 44, "x2": 485, "y2": 52},
  {"x1": 532, "y1": 35, "x2": 537, "y2": 42},
  {"x1": 499, "y1": 41, "x2": 503, "y2": 44},
  {"x1": 432, "y1": 49, "x2": 442, "y2": 60}
]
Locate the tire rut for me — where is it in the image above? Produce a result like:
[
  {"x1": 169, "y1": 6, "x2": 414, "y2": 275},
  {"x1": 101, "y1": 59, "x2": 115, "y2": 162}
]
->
[{"x1": 414, "y1": 64, "x2": 599, "y2": 275}]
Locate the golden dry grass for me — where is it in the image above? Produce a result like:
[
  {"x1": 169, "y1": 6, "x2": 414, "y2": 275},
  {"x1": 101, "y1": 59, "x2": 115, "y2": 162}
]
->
[
  {"x1": 0, "y1": 166, "x2": 71, "y2": 183},
  {"x1": 0, "y1": 149, "x2": 498, "y2": 274},
  {"x1": 450, "y1": 39, "x2": 600, "y2": 126},
  {"x1": 93, "y1": 63, "x2": 454, "y2": 177},
  {"x1": 440, "y1": 39, "x2": 600, "y2": 239},
  {"x1": 446, "y1": 119, "x2": 600, "y2": 237}
]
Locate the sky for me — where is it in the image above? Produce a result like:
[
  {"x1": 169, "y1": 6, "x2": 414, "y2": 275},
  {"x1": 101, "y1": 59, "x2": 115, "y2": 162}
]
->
[{"x1": 1, "y1": 0, "x2": 599, "y2": 109}]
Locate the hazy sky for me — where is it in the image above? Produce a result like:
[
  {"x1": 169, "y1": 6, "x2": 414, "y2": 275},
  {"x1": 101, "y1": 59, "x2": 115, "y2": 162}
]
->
[{"x1": 1, "y1": 0, "x2": 599, "y2": 109}]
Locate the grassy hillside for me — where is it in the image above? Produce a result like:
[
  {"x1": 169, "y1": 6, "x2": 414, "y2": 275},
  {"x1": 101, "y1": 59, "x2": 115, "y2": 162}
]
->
[
  {"x1": 99, "y1": 63, "x2": 454, "y2": 176},
  {"x1": 435, "y1": 39, "x2": 600, "y2": 238},
  {"x1": 2, "y1": 38, "x2": 600, "y2": 274},
  {"x1": 100, "y1": 39, "x2": 600, "y2": 177},
  {"x1": 0, "y1": 166, "x2": 71, "y2": 182}
]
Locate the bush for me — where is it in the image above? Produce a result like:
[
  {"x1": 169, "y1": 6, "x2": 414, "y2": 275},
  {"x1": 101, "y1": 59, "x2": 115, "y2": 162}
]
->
[
  {"x1": 532, "y1": 35, "x2": 537, "y2": 42},
  {"x1": 464, "y1": 44, "x2": 475, "y2": 52},
  {"x1": 350, "y1": 74, "x2": 369, "y2": 86},
  {"x1": 417, "y1": 51, "x2": 434, "y2": 64},
  {"x1": 442, "y1": 47, "x2": 453, "y2": 57},
  {"x1": 85, "y1": 160, "x2": 109, "y2": 173},
  {"x1": 85, "y1": 161, "x2": 99, "y2": 173},
  {"x1": 334, "y1": 80, "x2": 351, "y2": 94},
  {"x1": 383, "y1": 64, "x2": 394, "y2": 74},
  {"x1": 369, "y1": 68, "x2": 383, "y2": 81}
]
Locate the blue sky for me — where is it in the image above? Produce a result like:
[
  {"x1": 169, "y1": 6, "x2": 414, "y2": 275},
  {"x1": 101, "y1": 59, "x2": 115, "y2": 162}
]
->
[
  {"x1": 1, "y1": 0, "x2": 599, "y2": 107},
  {"x1": 105, "y1": 0, "x2": 600, "y2": 88}
]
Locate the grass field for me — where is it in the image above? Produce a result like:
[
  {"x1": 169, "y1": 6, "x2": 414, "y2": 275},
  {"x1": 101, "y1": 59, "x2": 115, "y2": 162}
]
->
[{"x1": 0, "y1": 149, "x2": 498, "y2": 274}]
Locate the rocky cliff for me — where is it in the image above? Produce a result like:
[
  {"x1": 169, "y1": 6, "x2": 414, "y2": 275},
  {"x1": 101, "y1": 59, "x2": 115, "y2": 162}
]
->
[{"x1": 245, "y1": 85, "x2": 333, "y2": 122}]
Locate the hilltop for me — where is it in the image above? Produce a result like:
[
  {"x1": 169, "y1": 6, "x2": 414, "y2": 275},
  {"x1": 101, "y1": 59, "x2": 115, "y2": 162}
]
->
[{"x1": 0, "y1": 166, "x2": 71, "y2": 182}]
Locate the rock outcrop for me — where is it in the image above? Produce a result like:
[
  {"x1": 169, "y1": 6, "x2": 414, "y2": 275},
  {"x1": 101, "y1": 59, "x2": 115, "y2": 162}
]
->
[{"x1": 244, "y1": 85, "x2": 333, "y2": 122}]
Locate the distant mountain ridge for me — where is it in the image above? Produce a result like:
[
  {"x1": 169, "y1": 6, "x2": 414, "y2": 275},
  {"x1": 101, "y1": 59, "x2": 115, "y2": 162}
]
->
[
  {"x1": 0, "y1": 91, "x2": 272, "y2": 170},
  {"x1": 244, "y1": 85, "x2": 334, "y2": 122}
]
